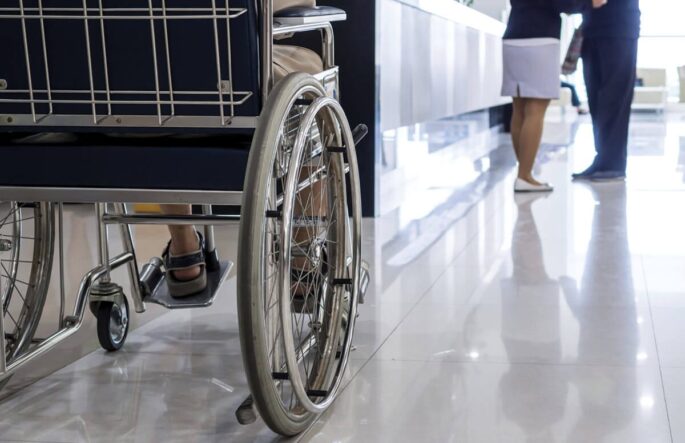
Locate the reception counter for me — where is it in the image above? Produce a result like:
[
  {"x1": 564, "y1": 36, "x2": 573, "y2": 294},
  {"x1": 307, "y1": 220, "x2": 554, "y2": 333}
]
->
[
  {"x1": 325, "y1": 0, "x2": 507, "y2": 216},
  {"x1": 379, "y1": 0, "x2": 507, "y2": 131}
]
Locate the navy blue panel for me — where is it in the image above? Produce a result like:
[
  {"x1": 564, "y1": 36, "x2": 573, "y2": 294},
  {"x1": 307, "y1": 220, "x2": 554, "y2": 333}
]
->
[
  {"x1": 323, "y1": 0, "x2": 377, "y2": 217},
  {"x1": 0, "y1": 134, "x2": 250, "y2": 191},
  {"x1": 0, "y1": 0, "x2": 261, "y2": 131}
]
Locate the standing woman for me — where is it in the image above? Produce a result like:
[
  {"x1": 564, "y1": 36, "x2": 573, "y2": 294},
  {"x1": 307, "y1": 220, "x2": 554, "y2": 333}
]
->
[{"x1": 502, "y1": 0, "x2": 607, "y2": 193}]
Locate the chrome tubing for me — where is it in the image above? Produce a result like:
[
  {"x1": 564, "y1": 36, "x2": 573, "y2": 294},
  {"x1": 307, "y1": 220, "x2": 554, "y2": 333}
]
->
[
  {"x1": 260, "y1": 0, "x2": 273, "y2": 103},
  {"x1": 58, "y1": 203, "x2": 66, "y2": 328},
  {"x1": 201, "y1": 205, "x2": 217, "y2": 253},
  {"x1": 0, "y1": 187, "x2": 245, "y2": 206},
  {"x1": 322, "y1": 23, "x2": 334, "y2": 70},
  {"x1": 113, "y1": 203, "x2": 145, "y2": 314},
  {"x1": 95, "y1": 203, "x2": 111, "y2": 283},
  {"x1": 103, "y1": 213, "x2": 240, "y2": 226},
  {"x1": 272, "y1": 22, "x2": 334, "y2": 70},
  {"x1": 0, "y1": 252, "x2": 133, "y2": 379}
]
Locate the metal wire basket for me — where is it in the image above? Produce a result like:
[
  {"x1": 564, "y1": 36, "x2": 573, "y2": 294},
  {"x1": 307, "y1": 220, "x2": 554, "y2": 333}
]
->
[{"x1": 0, "y1": 0, "x2": 259, "y2": 130}]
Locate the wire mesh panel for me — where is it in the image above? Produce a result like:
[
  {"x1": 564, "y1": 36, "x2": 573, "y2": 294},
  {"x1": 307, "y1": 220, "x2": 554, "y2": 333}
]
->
[{"x1": 0, "y1": 0, "x2": 260, "y2": 131}]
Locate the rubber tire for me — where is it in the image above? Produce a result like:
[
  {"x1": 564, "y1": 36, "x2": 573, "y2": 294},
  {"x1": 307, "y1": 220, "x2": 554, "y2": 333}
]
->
[
  {"x1": 238, "y1": 73, "x2": 327, "y2": 437},
  {"x1": 96, "y1": 298, "x2": 129, "y2": 352},
  {"x1": 2, "y1": 202, "x2": 55, "y2": 364}
]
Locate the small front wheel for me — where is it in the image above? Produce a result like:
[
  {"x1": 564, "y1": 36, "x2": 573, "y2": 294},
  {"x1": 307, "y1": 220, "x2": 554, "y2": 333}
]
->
[{"x1": 96, "y1": 298, "x2": 130, "y2": 352}]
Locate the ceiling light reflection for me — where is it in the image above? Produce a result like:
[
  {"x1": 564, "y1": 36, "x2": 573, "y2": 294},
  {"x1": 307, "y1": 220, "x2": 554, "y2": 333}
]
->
[{"x1": 640, "y1": 395, "x2": 655, "y2": 410}]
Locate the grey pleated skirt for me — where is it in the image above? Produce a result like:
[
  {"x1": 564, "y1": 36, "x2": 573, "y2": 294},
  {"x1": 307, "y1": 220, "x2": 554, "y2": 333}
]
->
[{"x1": 501, "y1": 39, "x2": 561, "y2": 99}]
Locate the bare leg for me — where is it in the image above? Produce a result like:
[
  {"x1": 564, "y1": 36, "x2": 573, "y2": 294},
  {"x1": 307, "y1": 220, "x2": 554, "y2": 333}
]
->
[
  {"x1": 511, "y1": 97, "x2": 525, "y2": 161},
  {"x1": 160, "y1": 204, "x2": 201, "y2": 281},
  {"x1": 517, "y1": 98, "x2": 550, "y2": 185}
]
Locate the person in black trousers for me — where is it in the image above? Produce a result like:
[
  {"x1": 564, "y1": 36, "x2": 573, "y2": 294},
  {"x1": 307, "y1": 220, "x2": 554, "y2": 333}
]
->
[{"x1": 573, "y1": 0, "x2": 641, "y2": 181}]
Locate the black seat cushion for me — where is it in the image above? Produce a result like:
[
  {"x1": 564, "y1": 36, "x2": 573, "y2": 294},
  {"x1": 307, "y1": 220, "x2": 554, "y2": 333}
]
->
[{"x1": 274, "y1": 5, "x2": 346, "y2": 18}]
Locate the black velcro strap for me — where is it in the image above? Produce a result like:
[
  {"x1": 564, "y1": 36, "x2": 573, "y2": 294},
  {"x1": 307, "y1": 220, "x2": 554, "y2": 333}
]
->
[
  {"x1": 162, "y1": 232, "x2": 206, "y2": 271},
  {"x1": 165, "y1": 250, "x2": 206, "y2": 271},
  {"x1": 272, "y1": 372, "x2": 289, "y2": 380}
]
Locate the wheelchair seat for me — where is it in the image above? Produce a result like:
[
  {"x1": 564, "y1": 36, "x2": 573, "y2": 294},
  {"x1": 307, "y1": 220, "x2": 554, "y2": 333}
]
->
[{"x1": 274, "y1": 6, "x2": 347, "y2": 25}]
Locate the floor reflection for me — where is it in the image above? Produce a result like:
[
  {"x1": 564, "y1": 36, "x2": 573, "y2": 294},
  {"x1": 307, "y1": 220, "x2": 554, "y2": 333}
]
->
[
  {"x1": 499, "y1": 194, "x2": 565, "y2": 443},
  {"x1": 499, "y1": 183, "x2": 641, "y2": 442},
  {"x1": 5, "y1": 113, "x2": 685, "y2": 442},
  {"x1": 562, "y1": 183, "x2": 639, "y2": 441}
]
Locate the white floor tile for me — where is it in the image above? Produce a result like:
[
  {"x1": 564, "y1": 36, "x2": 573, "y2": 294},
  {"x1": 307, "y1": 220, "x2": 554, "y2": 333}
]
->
[
  {"x1": 301, "y1": 360, "x2": 671, "y2": 443},
  {"x1": 5, "y1": 113, "x2": 685, "y2": 442}
]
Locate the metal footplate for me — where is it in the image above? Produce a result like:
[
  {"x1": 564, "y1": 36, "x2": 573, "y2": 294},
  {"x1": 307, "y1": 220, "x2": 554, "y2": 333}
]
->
[{"x1": 141, "y1": 258, "x2": 233, "y2": 309}]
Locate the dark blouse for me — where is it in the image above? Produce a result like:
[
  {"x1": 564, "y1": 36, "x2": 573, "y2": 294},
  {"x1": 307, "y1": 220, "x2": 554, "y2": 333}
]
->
[{"x1": 503, "y1": 0, "x2": 592, "y2": 40}]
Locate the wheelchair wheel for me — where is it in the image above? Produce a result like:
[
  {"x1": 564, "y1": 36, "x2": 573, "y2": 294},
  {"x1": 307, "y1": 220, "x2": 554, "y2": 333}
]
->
[
  {"x1": 238, "y1": 73, "x2": 362, "y2": 436},
  {"x1": 96, "y1": 297, "x2": 130, "y2": 352},
  {"x1": 0, "y1": 202, "x2": 55, "y2": 364}
]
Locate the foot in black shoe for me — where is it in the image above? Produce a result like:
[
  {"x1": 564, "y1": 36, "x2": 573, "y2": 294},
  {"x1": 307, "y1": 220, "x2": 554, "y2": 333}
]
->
[
  {"x1": 588, "y1": 170, "x2": 626, "y2": 182},
  {"x1": 572, "y1": 165, "x2": 598, "y2": 180},
  {"x1": 162, "y1": 232, "x2": 208, "y2": 298}
]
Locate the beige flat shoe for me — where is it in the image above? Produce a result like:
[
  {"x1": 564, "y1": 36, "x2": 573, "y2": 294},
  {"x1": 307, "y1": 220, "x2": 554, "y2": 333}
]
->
[{"x1": 514, "y1": 178, "x2": 554, "y2": 193}]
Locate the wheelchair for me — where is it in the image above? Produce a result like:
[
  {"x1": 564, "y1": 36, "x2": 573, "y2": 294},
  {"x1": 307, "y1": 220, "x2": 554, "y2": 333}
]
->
[{"x1": 0, "y1": 0, "x2": 368, "y2": 436}]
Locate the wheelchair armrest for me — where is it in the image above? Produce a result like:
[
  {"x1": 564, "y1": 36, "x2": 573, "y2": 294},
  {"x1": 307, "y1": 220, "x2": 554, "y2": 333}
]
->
[{"x1": 274, "y1": 6, "x2": 346, "y2": 25}]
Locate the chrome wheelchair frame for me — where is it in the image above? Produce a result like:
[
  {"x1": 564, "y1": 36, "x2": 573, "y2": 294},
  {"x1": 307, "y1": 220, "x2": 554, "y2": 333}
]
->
[{"x1": 0, "y1": 0, "x2": 368, "y2": 436}]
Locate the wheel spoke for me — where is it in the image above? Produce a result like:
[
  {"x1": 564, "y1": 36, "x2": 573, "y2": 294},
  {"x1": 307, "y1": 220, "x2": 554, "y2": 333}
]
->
[
  {"x1": 1, "y1": 262, "x2": 27, "y2": 303},
  {"x1": 11, "y1": 217, "x2": 35, "y2": 224},
  {"x1": 0, "y1": 205, "x2": 20, "y2": 227},
  {"x1": 5, "y1": 308, "x2": 19, "y2": 331},
  {"x1": 0, "y1": 259, "x2": 36, "y2": 264},
  {"x1": 0, "y1": 234, "x2": 35, "y2": 240}
]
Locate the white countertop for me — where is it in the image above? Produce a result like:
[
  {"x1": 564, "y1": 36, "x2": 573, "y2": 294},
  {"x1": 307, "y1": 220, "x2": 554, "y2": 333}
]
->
[{"x1": 392, "y1": 0, "x2": 506, "y2": 36}]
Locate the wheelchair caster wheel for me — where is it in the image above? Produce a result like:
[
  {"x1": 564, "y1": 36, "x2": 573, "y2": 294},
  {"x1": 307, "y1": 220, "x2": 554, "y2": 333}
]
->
[{"x1": 96, "y1": 297, "x2": 130, "y2": 352}]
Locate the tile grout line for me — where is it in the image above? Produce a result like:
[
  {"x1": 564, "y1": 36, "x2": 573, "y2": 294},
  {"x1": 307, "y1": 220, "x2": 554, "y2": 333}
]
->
[
  {"x1": 641, "y1": 254, "x2": 675, "y2": 443},
  {"x1": 298, "y1": 258, "x2": 465, "y2": 441}
]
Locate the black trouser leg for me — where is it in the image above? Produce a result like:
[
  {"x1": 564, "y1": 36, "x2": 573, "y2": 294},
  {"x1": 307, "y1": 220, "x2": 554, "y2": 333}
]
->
[{"x1": 582, "y1": 38, "x2": 638, "y2": 173}]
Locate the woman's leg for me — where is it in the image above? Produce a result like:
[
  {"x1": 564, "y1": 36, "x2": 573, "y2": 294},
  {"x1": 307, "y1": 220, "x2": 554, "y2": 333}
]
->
[
  {"x1": 517, "y1": 98, "x2": 551, "y2": 185},
  {"x1": 510, "y1": 97, "x2": 526, "y2": 161},
  {"x1": 160, "y1": 204, "x2": 202, "y2": 281}
]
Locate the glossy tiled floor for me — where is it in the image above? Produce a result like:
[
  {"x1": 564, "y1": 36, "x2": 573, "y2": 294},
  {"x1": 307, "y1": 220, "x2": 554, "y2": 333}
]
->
[{"x1": 3, "y1": 112, "x2": 685, "y2": 442}]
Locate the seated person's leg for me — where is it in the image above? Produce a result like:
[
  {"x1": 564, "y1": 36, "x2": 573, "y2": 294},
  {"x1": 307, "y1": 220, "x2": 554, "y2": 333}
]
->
[
  {"x1": 273, "y1": 44, "x2": 324, "y2": 82},
  {"x1": 161, "y1": 28, "x2": 325, "y2": 297},
  {"x1": 161, "y1": 204, "x2": 206, "y2": 297}
]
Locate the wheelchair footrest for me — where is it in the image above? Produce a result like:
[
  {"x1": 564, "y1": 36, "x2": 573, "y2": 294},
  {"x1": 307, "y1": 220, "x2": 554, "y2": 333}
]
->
[
  {"x1": 235, "y1": 395, "x2": 257, "y2": 425},
  {"x1": 143, "y1": 260, "x2": 233, "y2": 309}
]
